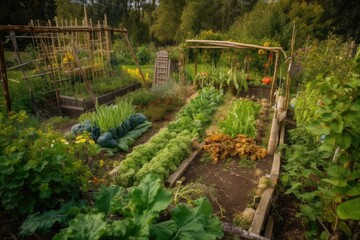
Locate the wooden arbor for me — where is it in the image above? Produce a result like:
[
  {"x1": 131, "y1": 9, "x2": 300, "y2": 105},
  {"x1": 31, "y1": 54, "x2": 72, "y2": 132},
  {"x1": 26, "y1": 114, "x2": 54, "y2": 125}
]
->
[
  {"x1": 184, "y1": 40, "x2": 288, "y2": 103},
  {"x1": 0, "y1": 19, "x2": 146, "y2": 115}
]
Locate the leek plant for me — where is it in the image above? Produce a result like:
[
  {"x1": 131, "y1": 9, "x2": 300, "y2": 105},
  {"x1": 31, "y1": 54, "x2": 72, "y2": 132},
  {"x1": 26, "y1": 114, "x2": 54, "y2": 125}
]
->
[{"x1": 90, "y1": 99, "x2": 135, "y2": 133}]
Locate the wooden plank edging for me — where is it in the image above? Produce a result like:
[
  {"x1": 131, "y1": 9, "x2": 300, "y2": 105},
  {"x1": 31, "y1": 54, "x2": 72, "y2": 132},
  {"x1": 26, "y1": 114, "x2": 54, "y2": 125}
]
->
[
  {"x1": 249, "y1": 120, "x2": 286, "y2": 237},
  {"x1": 166, "y1": 145, "x2": 203, "y2": 187}
]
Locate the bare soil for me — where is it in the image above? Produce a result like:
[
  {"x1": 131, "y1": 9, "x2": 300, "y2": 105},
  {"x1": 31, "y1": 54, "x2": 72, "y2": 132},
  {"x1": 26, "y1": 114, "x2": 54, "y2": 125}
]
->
[{"x1": 183, "y1": 152, "x2": 273, "y2": 222}]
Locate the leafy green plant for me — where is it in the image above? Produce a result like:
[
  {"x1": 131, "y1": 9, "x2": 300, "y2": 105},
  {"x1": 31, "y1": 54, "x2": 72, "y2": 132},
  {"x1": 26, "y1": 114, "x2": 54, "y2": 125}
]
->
[
  {"x1": 0, "y1": 111, "x2": 91, "y2": 215},
  {"x1": 219, "y1": 99, "x2": 260, "y2": 138},
  {"x1": 283, "y1": 72, "x2": 360, "y2": 238},
  {"x1": 135, "y1": 130, "x2": 193, "y2": 183},
  {"x1": 90, "y1": 99, "x2": 135, "y2": 133},
  {"x1": 52, "y1": 174, "x2": 223, "y2": 240},
  {"x1": 136, "y1": 45, "x2": 151, "y2": 65}
]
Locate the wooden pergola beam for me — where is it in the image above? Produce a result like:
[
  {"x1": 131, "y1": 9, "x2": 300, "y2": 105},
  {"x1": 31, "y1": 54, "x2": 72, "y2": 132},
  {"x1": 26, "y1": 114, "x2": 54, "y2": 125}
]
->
[{"x1": 185, "y1": 39, "x2": 287, "y2": 59}]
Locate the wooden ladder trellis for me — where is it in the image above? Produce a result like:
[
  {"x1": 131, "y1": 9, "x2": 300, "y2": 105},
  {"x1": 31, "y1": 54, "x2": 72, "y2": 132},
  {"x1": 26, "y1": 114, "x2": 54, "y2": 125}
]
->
[{"x1": 154, "y1": 50, "x2": 171, "y2": 85}]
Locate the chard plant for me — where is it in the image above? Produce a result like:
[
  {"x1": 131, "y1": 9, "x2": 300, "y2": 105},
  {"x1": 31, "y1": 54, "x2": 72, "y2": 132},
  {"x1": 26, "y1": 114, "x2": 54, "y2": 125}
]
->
[
  {"x1": 219, "y1": 99, "x2": 260, "y2": 138},
  {"x1": 23, "y1": 174, "x2": 223, "y2": 240}
]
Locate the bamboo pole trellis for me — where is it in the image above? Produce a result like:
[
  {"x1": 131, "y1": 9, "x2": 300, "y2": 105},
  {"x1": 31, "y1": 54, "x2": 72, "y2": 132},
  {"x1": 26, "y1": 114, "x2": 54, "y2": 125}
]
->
[{"x1": 0, "y1": 15, "x2": 145, "y2": 115}]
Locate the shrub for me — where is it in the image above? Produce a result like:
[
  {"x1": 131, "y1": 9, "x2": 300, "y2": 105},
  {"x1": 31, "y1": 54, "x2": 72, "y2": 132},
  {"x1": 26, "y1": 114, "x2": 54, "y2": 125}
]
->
[
  {"x1": 0, "y1": 111, "x2": 91, "y2": 214},
  {"x1": 136, "y1": 45, "x2": 151, "y2": 65}
]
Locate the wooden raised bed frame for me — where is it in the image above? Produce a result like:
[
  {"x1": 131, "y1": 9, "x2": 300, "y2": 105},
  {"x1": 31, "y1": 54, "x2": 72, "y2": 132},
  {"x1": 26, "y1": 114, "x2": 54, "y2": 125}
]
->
[{"x1": 60, "y1": 83, "x2": 141, "y2": 118}]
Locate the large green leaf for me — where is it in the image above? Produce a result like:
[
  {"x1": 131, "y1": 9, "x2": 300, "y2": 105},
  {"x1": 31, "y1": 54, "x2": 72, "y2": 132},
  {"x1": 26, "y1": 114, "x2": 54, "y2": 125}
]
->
[
  {"x1": 128, "y1": 174, "x2": 172, "y2": 237},
  {"x1": 161, "y1": 197, "x2": 224, "y2": 240},
  {"x1": 93, "y1": 185, "x2": 124, "y2": 216},
  {"x1": 306, "y1": 120, "x2": 330, "y2": 135},
  {"x1": 53, "y1": 213, "x2": 107, "y2": 240},
  {"x1": 129, "y1": 174, "x2": 172, "y2": 219},
  {"x1": 337, "y1": 197, "x2": 360, "y2": 220}
]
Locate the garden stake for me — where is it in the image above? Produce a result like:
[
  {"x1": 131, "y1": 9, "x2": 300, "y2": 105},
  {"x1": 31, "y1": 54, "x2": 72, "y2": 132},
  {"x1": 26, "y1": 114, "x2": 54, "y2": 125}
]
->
[{"x1": 0, "y1": 36, "x2": 11, "y2": 113}]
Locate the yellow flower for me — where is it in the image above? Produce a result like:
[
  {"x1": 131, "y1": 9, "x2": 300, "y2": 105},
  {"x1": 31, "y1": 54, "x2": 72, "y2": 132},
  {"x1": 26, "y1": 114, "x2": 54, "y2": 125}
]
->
[
  {"x1": 80, "y1": 139, "x2": 86, "y2": 143},
  {"x1": 263, "y1": 42, "x2": 270, "y2": 47},
  {"x1": 60, "y1": 139, "x2": 67, "y2": 143},
  {"x1": 99, "y1": 159, "x2": 104, "y2": 167},
  {"x1": 76, "y1": 135, "x2": 83, "y2": 140},
  {"x1": 75, "y1": 140, "x2": 80, "y2": 144},
  {"x1": 89, "y1": 139, "x2": 95, "y2": 144}
]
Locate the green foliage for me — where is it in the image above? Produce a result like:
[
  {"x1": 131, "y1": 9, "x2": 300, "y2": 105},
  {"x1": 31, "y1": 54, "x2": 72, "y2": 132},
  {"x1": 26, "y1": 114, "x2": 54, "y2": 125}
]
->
[
  {"x1": 283, "y1": 70, "x2": 360, "y2": 237},
  {"x1": 193, "y1": 66, "x2": 248, "y2": 94},
  {"x1": 114, "y1": 87, "x2": 223, "y2": 187},
  {"x1": 0, "y1": 111, "x2": 91, "y2": 215},
  {"x1": 228, "y1": 0, "x2": 326, "y2": 49},
  {"x1": 135, "y1": 130, "x2": 193, "y2": 183},
  {"x1": 298, "y1": 36, "x2": 355, "y2": 84},
  {"x1": 20, "y1": 200, "x2": 85, "y2": 236},
  {"x1": 337, "y1": 197, "x2": 360, "y2": 220},
  {"x1": 151, "y1": 0, "x2": 185, "y2": 44},
  {"x1": 90, "y1": 99, "x2": 135, "y2": 133},
  {"x1": 151, "y1": 198, "x2": 224, "y2": 240},
  {"x1": 53, "y1": 174, "x2": 222, "y2": 239},
  {"x1": 168, "y1": 87, "x2": 224, "y2": 135},
  {"x1": 219, "y1": 99, "x2": 260, "y2": 138},
  {"x1": 136, "y1": 45, "x2": 152, "y2": 65}
]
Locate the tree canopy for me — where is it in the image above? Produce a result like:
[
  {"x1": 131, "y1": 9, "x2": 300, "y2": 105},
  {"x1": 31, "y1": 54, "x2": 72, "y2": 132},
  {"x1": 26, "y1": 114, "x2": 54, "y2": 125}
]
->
[{"x1": 0, "y1": 0, "x2": 359, "y2": 45}]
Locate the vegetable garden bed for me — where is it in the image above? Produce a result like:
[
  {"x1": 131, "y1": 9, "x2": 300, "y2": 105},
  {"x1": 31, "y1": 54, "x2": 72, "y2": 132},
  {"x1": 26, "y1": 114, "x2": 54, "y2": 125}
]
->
[{"x1": 60, "y1": 83, "x2": 141, "y2": 118}]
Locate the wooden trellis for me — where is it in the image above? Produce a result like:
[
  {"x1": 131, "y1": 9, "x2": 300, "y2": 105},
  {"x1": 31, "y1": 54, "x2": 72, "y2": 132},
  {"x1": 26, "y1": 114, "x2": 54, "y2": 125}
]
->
[
  {"x1": 184, "y1": 40, "x2": 288, "y2": 104},
  {"x1": 0, "y1": 15, "x2": 146, "y2": 116}
]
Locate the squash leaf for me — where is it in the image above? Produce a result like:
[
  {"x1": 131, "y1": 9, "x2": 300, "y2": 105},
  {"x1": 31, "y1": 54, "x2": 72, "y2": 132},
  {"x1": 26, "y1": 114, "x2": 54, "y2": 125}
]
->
[{"x1": 337, "y1": 197, "x2": 360, "y2": 220}]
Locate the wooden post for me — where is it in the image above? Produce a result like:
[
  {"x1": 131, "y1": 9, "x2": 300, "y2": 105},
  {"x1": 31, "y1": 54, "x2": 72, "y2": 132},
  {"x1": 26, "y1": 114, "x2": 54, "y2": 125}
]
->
[
  {"x1": 269, "y1": 51, "x2": 279, "y2": 104},
  {"x1": 194, "y1": 49, "x2": 198, "y2": 77},
  {"x1": 285, "y1": 23, "x2": 296, "y2": 110},
  {"x1": 0, "y1": 37, "x2": 11, "y2": 113},
  {"x1": 73, "y1": 45, "x2": 96, "y2": 105},
  {"x1": 39, "y1": 38, "x2": 61, "y2": 111},
  {"x1": 10, "y1": 31, "x2": 38, "y2": 113},
  {"x1": 123, "y1": 31, "x2": 147, "y2": 86},
  {"x1": 104, "y1": 14, "x2": 111, "y2": 59},
  {"x1": 179, "y1": 48, "x2": 185, "y2": 85},
  {"x1": 267, "y1": 95, "x2": 284, "y2": 155}
]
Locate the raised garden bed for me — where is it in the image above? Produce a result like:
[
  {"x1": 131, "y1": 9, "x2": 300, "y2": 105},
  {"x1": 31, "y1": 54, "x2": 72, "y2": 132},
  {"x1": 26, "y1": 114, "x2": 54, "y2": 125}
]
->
[
  {"x1": 238, "y1": 85, "x2": 272, "y2": 100},
  {"x1": 60, "y1": 83, "x2": 141, "y2": 118}
]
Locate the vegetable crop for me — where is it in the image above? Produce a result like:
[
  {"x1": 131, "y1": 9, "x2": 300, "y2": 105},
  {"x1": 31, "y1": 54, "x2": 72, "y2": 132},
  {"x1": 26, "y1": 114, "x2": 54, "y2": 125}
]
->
[
  {"x1": 203, "y1": 133, "x2": 266, "y2": 163},
  {"x1": 219, "y1": 99, "x2": 260, "y2": 138}
]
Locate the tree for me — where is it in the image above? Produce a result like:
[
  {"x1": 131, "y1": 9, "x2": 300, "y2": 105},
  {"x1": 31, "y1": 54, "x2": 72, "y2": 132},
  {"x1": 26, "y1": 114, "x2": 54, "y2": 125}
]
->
[
  {"x1": 56, "y1": 0, "x2": 83, "y2": 21},
  {"x1": 150, "y1": 0, "x2": 185, "y2": 44}
]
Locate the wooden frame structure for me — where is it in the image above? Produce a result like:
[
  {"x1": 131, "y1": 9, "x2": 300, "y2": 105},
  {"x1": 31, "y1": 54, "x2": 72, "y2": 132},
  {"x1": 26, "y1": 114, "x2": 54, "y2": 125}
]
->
[
  {"x1": 184, "y1": 40, "x2": 288, "y2": 103},
  {"x1": 0, "y1": 16, "x2": 146, "y2": 115}
]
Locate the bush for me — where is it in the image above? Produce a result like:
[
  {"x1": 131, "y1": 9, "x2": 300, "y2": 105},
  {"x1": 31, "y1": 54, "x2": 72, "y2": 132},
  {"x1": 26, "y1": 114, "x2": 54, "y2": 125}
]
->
[
  {"x1": 136, "y1": 45, "x2": 151, "y2": 65},
  {"x1": 0, "y1": 111, "x2": 91, "y2": 215}
]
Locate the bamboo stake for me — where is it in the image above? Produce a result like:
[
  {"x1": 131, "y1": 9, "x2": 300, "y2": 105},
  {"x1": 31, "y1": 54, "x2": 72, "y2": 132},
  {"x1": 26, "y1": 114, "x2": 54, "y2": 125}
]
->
[
  {"x1": 269, "y1": 52, "x2": 279, "y2": 104},
  {"x1": 123, "y1": 31, "x2": 147, "y2": 86},
  {"x1": 39, "y1": 38, "x2": 61, "y2": 111},
  {"x1": 194, "y1": 50, "x2": 198, "y2": 77},
  {"x1": 285, "y1": 23, "x2": 296, "y2": 110},
  {"x1": 72, "y1": 45, "x2": 96, "y2": 105},
  {"x1": 267, "y1": 95, "x2": 284, "y2": 155},
  {"x1": 10, "y1": 31, "x2": 38, "y2": 113},
  {"x1": 104, "y1": 14, "x2": 111, "y2": 59},
  {"x1": 0, "y1": 36, "x2": 11, "y2": 113}
]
